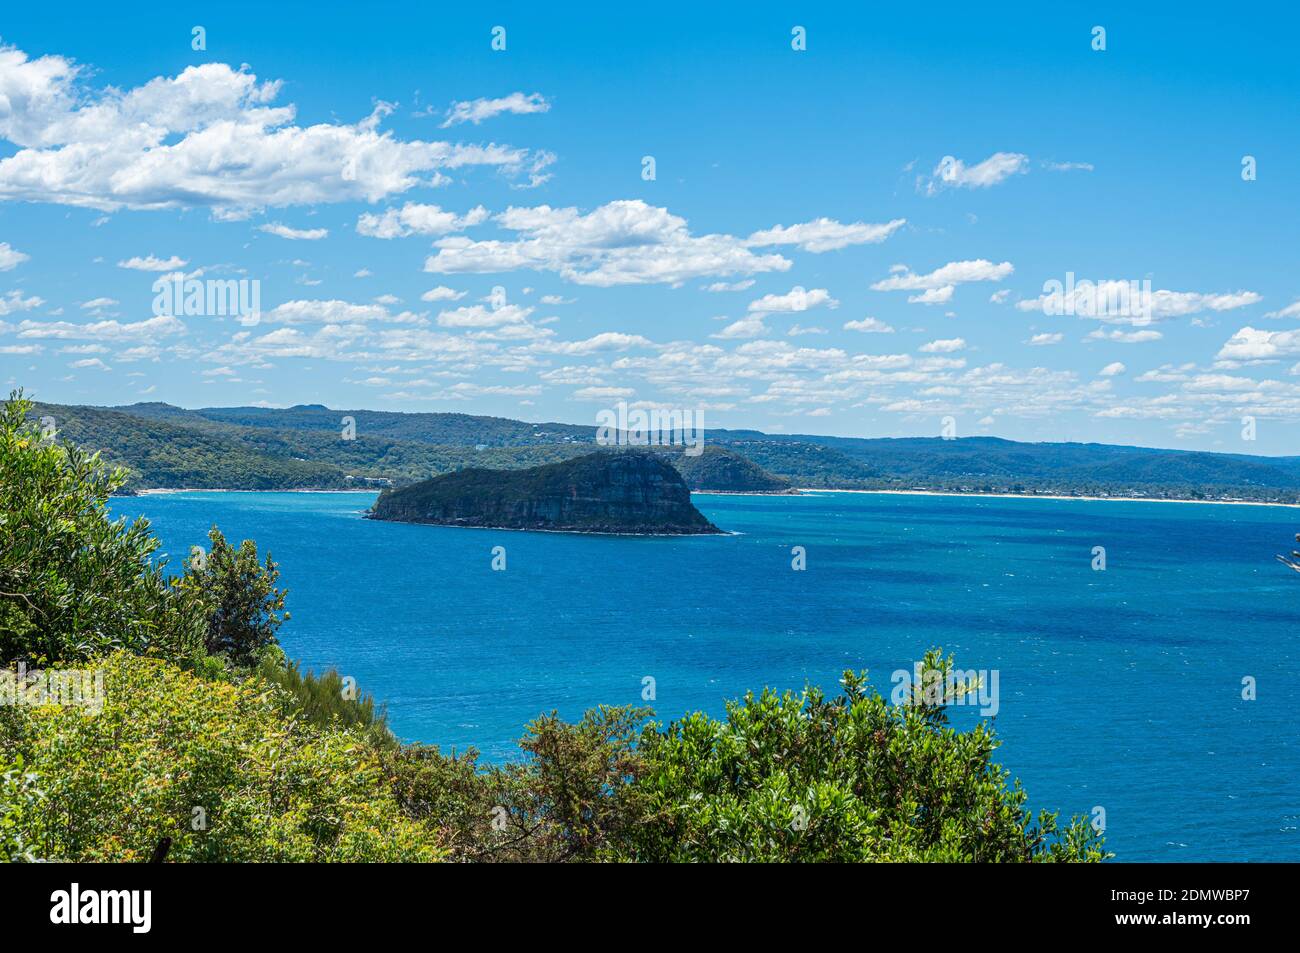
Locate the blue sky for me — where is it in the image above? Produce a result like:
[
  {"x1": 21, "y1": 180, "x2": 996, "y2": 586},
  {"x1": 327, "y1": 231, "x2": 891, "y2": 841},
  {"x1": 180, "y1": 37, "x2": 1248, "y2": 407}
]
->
[{"x1": 2, "y1": 1, "x2": 1299, "y2": 452}]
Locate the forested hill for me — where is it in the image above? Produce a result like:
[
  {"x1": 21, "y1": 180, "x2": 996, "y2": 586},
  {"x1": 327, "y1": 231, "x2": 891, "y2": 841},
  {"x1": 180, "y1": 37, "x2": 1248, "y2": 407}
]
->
[{"x1": 25, "y1": 399, "x2": 1300, "y2": 502}]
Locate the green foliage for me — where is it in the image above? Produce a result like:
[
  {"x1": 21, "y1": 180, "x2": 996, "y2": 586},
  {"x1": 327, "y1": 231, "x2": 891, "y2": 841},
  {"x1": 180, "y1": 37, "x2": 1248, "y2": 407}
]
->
[
  {"x1": 255, "y1": 654, "x2": 392, "y2": 748},
  {"x1": 667, "y1": 445, "x2": 791, "y2": 492},
  {"x1": 175, "y1": 527, "x2": 289, "y2": 666},
  {"x1": 369, "y1": 451, "x2": 719, "y2": 534},
  {"x1": 0, "y1": 391, "x2": 203, "y2": 665},
  {"x1": 0, "y1": 652, "x2": 444, "y2": 862},
  {"x1": 616, "y1": 660, "x2": 1108, "y2": 862},
  {"x1": 381, "y1": 705, "x2": 650, "y2": 862},
  {"x1": 1, "y1": 754, "x2": 43, "y2": 862}
]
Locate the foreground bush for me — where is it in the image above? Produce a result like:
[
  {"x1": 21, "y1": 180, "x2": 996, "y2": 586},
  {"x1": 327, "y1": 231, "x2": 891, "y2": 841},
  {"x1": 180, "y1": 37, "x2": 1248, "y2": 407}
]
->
[
  {"x1": 619, "y1": 660, "x2": 1104, "y2": 862},
  {"x1": 0, "y1": 652, "x2": 443, "y2": 862}
]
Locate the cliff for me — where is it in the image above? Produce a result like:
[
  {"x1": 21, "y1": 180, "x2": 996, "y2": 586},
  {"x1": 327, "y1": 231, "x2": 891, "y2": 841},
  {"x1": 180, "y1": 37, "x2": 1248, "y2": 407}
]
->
[{"x1": 366, "y1": 452, "x2": 722, "y2": 535}]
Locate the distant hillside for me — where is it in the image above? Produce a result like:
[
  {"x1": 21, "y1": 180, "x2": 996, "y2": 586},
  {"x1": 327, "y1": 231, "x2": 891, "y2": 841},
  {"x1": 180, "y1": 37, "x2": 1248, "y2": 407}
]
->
[
  {"x1": 367, "y1": 452, "x2": 721, "y2": 535},
  {"x1": 667, "y1": 446, "x2": 792, "y2": 493},
  {"x1": 24, "y1": 398, "x2": 1300, "y2": 502}
]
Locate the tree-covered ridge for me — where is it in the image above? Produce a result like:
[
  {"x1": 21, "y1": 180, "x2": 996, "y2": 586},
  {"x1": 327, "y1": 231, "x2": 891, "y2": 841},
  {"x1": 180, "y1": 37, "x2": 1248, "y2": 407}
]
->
[
  {"x1": 1, "y1": 389, "x2": 1107, "y2": 862},
  {"x1": 32, "y1": 397, "x2": 1300, "y2": 500},
  {"x1": 668, "y1": 445, "x2": 792, "y2": 492}
]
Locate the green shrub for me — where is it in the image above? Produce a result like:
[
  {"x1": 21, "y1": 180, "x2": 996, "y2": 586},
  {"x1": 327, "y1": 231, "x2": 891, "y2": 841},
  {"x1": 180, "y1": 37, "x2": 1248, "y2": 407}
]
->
[
  {"x1": 616, "y1": 655, "x2": 1107, "y2": 862},
  {"x1": 0, "y1": 652, "x2": 444, "y2": 862},
  {"x1": 0, "y1": 392, "x2": 203, "y2": 665}
]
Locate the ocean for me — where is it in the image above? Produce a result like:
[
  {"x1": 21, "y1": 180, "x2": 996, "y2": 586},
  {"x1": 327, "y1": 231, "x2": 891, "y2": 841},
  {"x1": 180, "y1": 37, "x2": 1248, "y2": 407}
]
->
[{"x1": 109, "y1": 489, "x2": 1300, "y2": 862}]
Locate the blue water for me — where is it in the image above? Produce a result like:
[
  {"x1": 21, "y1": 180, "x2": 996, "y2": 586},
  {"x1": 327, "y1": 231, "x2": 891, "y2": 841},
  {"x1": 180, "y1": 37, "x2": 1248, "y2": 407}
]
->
[{"x1": 109, "y1": 490, "x2": 1300, "y2": 862}]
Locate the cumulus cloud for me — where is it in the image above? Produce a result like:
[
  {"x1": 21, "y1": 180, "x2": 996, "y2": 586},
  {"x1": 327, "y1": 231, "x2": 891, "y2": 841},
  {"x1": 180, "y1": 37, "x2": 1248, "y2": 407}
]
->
[
  {"x1": 0, "y1": 46, "x2": 551, "y2": 214},
  {"x1": 357, "y1": 203, "x2": 489, "y2": 239},
  {"x1": 1099, "y1": 361, "x2": 1127, "y2": 376},
  {"x1": 0, "y1": 290, "x2": 43, "y2": 315},
  {"x1": 1017, "y1": 280, "x2": 1260, "y2": 325},
  {"x1": 872, "y1": 259, "x2": 1013, "y2": 304},
  {"x1": 747, "y1": 286, "x2": 837, "y2": 314},
  {"x1": 712, "y1": 315, "x2": 768, "y2": 340},
  {"x1": 14, "y1": 314, "x2": 185, "y2": 340},
  {"x1": 1263, "y1": 300, "x2": 1300, "y2": 319},
  {"x1": 0, "y1": 242, "x2": 28, "y2": 270},
  {"x1": 919, "y1": 337, "x2": 966, "y2": 354},
  {"x1": 925, "y1": 152, "x2": 1029, "y2": 194},
  {"x1": 1028, "y1": 332, "x2": 1063, "y2": 346},
  {"x1": 421, "y1": 285, "x2": 466, "y2": 302},
  {"x1": 746, "y1": 217, "x2": 905, "y2": 253},
  {"x1": 1086, "y1": 328, "x2": 1162, "y2": 343},
  {"x1": 441, "y1": 92, "x2": 551, "y2": 127},
  {"x1": 843, "y1": 317, "x2": 894, "y2": 333},
  {"x1": 424, "y1": 199, "x2": 793, "y2": 286},
  {"x1": 1217, "y1": 326, "x2": 1300, "y2": 362},
  {"x1": 259, "y1": 222, "x2": 328, "y2": 240},
  {"x1": 118, "y1": 255, "x2": 188, "y2": 271},
  {"x1": 263, "y1": 299, "x2": 423, "y2": 325}
]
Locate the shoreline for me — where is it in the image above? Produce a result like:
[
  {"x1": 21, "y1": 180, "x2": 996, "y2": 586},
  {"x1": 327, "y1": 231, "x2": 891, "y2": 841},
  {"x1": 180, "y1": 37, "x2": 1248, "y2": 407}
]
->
[
  {"x1": 129, "y1": 485, "x2": 1300, "y2": 509},
  {"x1": 798, "y1": 488, "x2": 1300, "y2": 508}
]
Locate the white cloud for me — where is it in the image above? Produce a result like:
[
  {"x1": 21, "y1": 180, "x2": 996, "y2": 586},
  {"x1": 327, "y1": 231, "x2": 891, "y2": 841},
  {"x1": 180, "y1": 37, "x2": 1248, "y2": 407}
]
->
[
  {"x1": 424, "y1": 199, "x2": 793, "y2": 286},
  {"x1": 437, "y1": 303, "x2": 533, "y2": 329},
  {"x1": 711, "y1": 315, "x2": 768, "y2": 340},
  {"x1": 1028, "y1": 332, "x2": 1063, "y2": 346},
  {"x1": 873, "y1": 259, "x2": 1012, "y2": 305},
  {"x1": 843, "y1": 317, "x2": 894, "y2": 334},
  {"x1": 1086, "y1": 328, "x2": 1162, "y2": 343},
  {"x1": 572, "y1": 385, "x2": 634, "y2": 401},
  {"x1": 0, "y1": 46, "x2": 551, "y2": 214},
  {"x1": 15, "y1": 314, "x2": 185, "y2": 340},
  {"x1": 441, "y1": 92, "x2": 550, "y2": 128},
  {"x1": 746, "y1": 217, "x2": 905, "y2": 253},
  {"x1": 0, "y1": 242, "x2": 28, "y2": 270},
  {"x1": 0, "y1": 290, "x2": 43, "y2": 315},
  {"x1": 80, "y1": 297, "x2": 118, "y2": 309},
  {"x1": 259, "y1": 222, "x2": 328, "y2": 240},
  {"x1": 1217, "y1": 326, "x2": 1300, "y2": 362},
  {"x1": 747, "y1": 286, "x2": 837, "y2": 313},
  {"x1": 1264, "y1": 300, "x2": 1300, "y2": 319},
  {"x1": 1018, "y1": 281, "x2": 1260, "y2": 325},
  {"x1": 118, "y1": 254, "x2": 188, "y2": 271},
  {"x1": 704, "y1": 279, "x2": 756, "y2": 292},
  {"x1": 264, "y1": 299, "x2": 422, "y2": 325},
  {"x1": 421, "y1": 285, "x2": 466, "y2": 302},
  {"x1": 1099, "y1": 361, "x2": 1127, "y2": 376},
  {"x1": 357, "y1": 203, "x2": 489, "y2": 239},
  {"x1": 925, "y1": 152, "x2": 1029, "y2": 194},
  {"x1": 919, "y1": 337, "x2": 966, "y2": 353}
]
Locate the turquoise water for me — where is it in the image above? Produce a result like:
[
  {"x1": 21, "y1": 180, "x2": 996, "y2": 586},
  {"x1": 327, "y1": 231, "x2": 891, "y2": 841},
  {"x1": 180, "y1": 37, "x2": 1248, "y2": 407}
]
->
[{"x1": 110, "y1": 490, "x2": 1300, "y2": 862}]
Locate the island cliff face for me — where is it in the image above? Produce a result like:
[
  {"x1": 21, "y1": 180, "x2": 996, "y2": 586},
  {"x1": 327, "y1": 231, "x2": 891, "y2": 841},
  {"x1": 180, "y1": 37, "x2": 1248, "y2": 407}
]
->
[{"x1": 366, "y1": 452, "x2": 722, "y2": 535}]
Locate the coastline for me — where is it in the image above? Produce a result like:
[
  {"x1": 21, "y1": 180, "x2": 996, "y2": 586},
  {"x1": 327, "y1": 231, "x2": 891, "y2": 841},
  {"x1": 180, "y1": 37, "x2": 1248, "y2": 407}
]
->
[
  {"x1": 798, "y1": 487, "x2": 1300, "y2": 509},
  {"x1": 130, "y1": 485, "x2": 1300, "y2": 509}
]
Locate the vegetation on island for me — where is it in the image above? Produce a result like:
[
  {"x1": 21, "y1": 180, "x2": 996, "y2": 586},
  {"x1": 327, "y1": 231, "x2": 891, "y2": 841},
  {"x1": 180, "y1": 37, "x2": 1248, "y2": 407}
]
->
[
  {"x1": 368, "y1": 451, "x2": 722, "y2": 534},
  {"x1": 1, "y1": 390, "x2": 1108, "y2": 862}
]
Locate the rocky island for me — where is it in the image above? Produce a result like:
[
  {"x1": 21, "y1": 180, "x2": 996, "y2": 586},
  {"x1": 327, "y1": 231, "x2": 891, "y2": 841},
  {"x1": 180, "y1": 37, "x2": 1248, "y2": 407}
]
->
[{"x1": 366, "y1": 451, "x2": 723, "y2": 535}]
